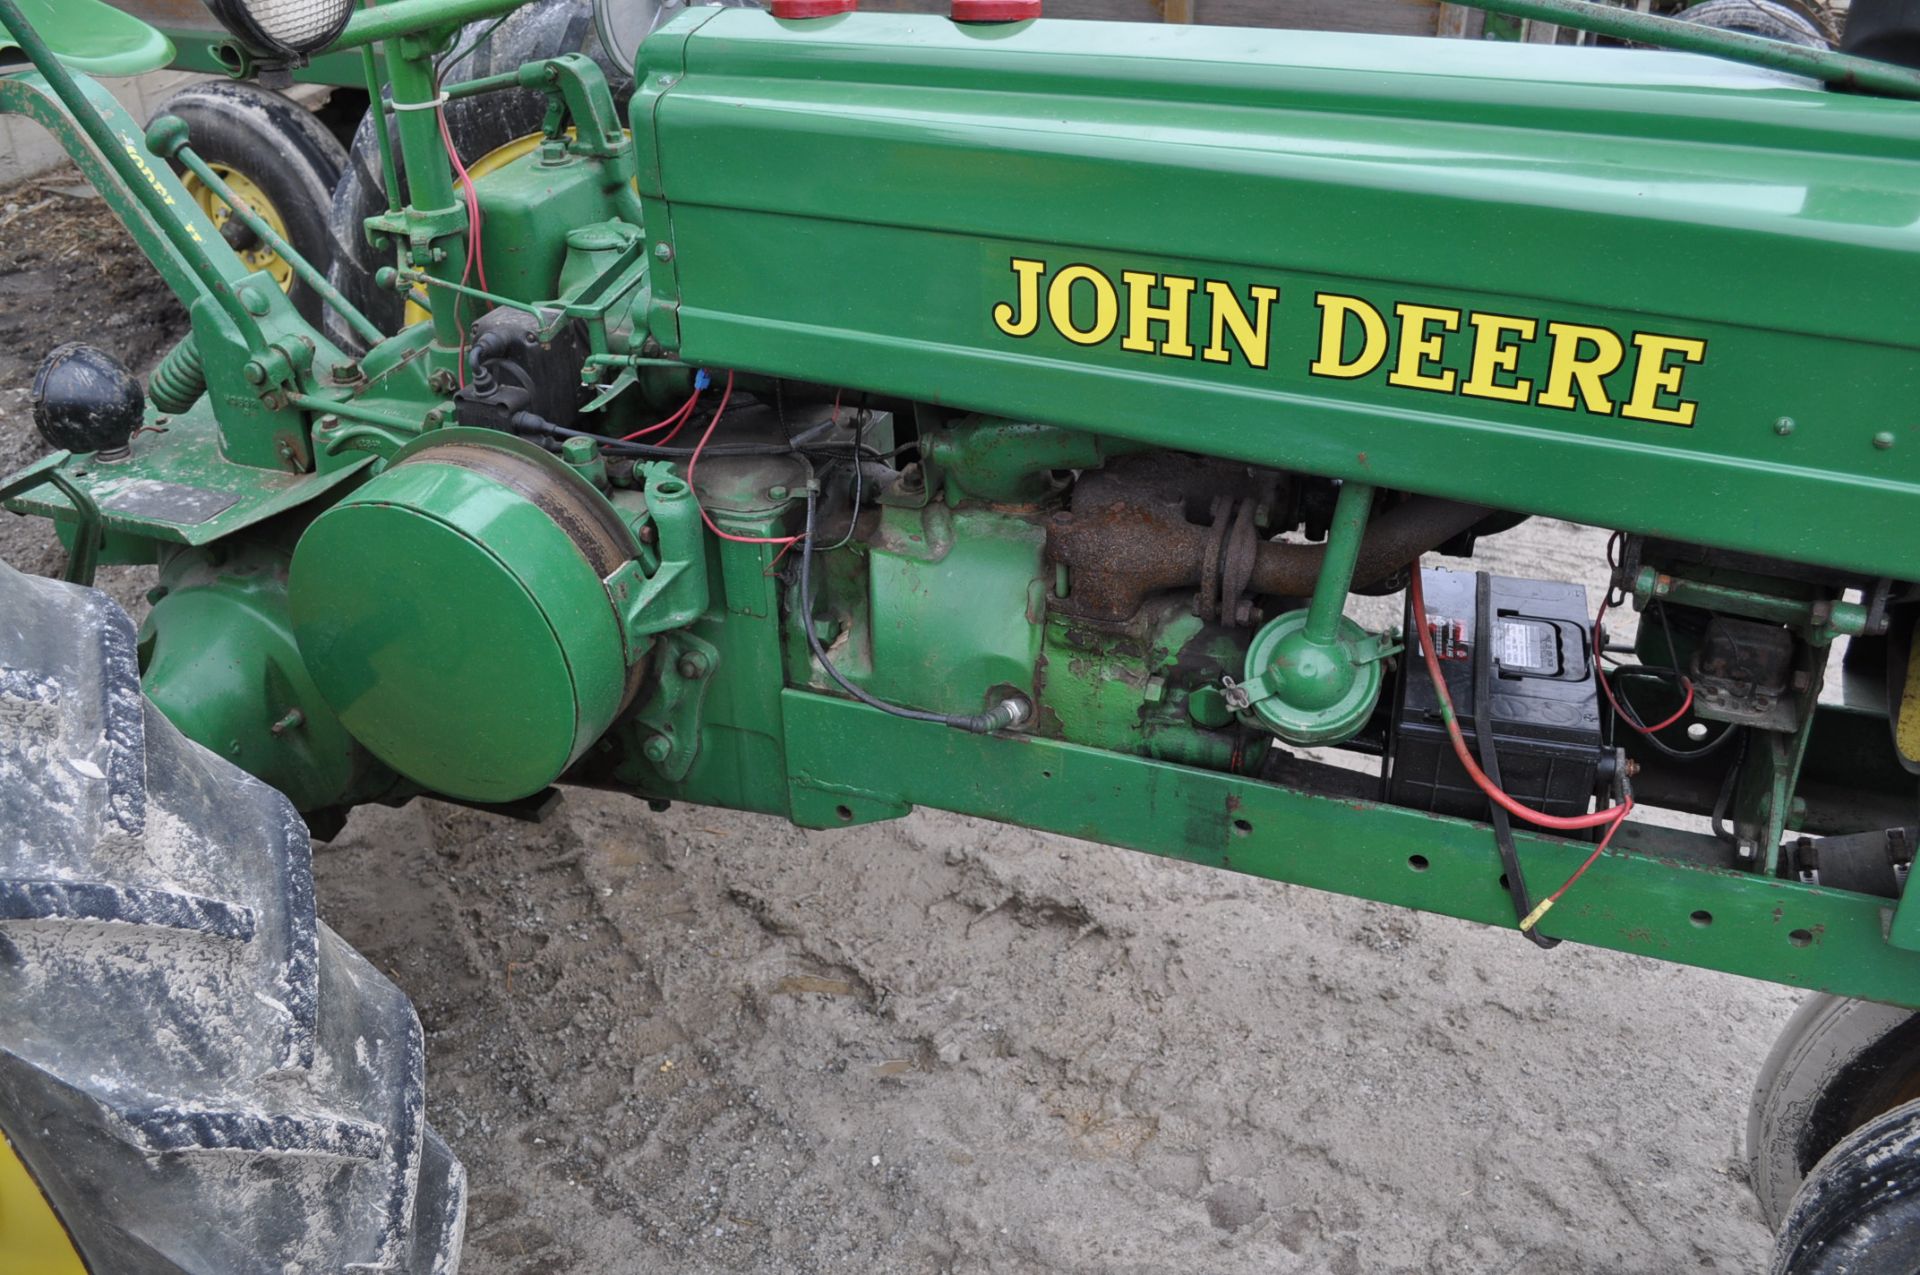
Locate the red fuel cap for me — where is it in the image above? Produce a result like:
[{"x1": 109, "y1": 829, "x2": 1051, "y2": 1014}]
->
[
  {"x1": 771, "y1": 0, "x2": 855, "y2": 16},
  {"x1": 952, "y1": 0, "x2": 1041, "y2": 18}
]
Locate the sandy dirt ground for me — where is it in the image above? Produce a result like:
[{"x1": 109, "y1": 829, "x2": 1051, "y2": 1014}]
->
[{"x1": 0, "y1": 175, "x2": 1799, "y2": 1273}]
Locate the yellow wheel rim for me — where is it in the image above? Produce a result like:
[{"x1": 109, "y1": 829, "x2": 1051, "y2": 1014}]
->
[
  {"x1": 0, "y1": 1127, "x2": 86, "y2": 1274},
  {"x1": 402, "y1": 131, "x2": 550, "y2": 329},
  {"x1": 183, "y1": 164, "x2": 294, "y2": 292}
]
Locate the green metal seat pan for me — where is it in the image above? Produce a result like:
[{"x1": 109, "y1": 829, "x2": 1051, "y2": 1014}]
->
[
  {"x1": 288, "y1": 460, "x2": 628, "y2": 804},
  {"x1": 0, "y1": 0, "x2": 173, "y2": 76}
]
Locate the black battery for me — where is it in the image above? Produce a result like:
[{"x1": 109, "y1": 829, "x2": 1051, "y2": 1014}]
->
[{"x1": 1387, "y1": 568, "x2": 1606, "y2": 820}]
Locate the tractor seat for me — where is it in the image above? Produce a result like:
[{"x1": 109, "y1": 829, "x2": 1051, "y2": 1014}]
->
[{"x1": 0, "y1": 0, "x2": 174, "y2": 77}]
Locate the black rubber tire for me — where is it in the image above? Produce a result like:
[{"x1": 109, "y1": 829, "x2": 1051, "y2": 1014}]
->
[
  {"x1": 0, "y1": 561, "x2": 464, "y2": 1273},
  {"x1": 1845, "y1": 0, "x2": 1920, "y2": 70},
  {"x1": 1772, "y1": 1097, "x2": 1920, "y2": 1274},
  {"x1": 152, "y1": 82, "x2": 350, "y2": 329},
  {"x1": 1748, "y1": 993, "x2": 1920, "y2": 1230},
  {"x1": 325, "y1": 0, "x2": 630, "y2": 354},
  {"x1": 1677, "y1": 0, "x2": 1832, "y2": 46}
]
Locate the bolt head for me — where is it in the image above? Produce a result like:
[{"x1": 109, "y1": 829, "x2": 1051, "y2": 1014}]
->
[
  {"x1": 653, "y1": 242, "x2": 675, "y2": 261},
  {"x1": 1773, "y1": 416, "x2": 1795, "y2": 436},
  {"x1": 676, "y1": 653, "x2": 709, "y2": 680},
  {"x1": 1875, "y1": 430, "x2": 1897, "y2": 450},
  {"x1": 239, "y1": 286, "x2": 271, "y2": 316},
  {"x1": 643, "y1": 734, "x2": 673, "y2": 763}
]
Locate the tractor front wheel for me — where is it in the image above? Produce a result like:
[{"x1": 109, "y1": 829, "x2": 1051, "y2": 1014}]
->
[
  {"x1": 1748, "y1": 993, "x2": 1920, "y2": 1232},
  {"x1": 1772, "y1": 1098, "x2": 1920, "y2": 1274},
  {"x1": 153, "y1": 81, "x2": 349, "y2": 328}
]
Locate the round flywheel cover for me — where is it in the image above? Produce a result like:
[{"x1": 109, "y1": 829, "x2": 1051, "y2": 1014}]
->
[{"x1": 289, "y1": 435, "x2": 639, "y2": 803}]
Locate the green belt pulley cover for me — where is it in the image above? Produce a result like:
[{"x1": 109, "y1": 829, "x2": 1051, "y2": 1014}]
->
[{"x1": 289, "y1": 431, "x2": 643, "y2": 803}]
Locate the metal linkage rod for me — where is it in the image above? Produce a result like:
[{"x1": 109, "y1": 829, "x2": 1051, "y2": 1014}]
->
[
  {"x1": 151, "y1": 121, "x2": 387, "y2": 347},
  {"x1": 1466, "y1": 0, "x2": 1920, "y2": 100},
  {"x1": 0, "y1": 0, "x2": 244, "y2": 317},
  {"x1": 329, "y1": 0, "x2": 526, "y2": 51},
  {"x1": 1303, "y1": 480, "x2": 1375, "y2": 645}
]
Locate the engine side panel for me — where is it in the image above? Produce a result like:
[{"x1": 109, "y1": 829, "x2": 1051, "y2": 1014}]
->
[{"x1": 638, "y1": 12, "x2": 1920, "y2": 578}]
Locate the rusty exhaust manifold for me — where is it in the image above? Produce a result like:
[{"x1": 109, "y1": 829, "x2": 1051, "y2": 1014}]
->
[{"x1": 1046, "y1": 486, "x2": 1494, "y2": 627}]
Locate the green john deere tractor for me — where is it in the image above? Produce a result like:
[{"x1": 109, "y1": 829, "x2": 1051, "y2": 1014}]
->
[{"x1": 5, "y1": 0, "x2": 1920, "y2": 1269}]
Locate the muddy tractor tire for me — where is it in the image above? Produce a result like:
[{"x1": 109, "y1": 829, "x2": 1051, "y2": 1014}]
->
[
  {"x1": 1677, "y1": 0, "x2": 1832, "y2": 46},
  {"x1": 325, "y1": 0, "x2": 631, "y2": 353},
  {"x1": 1749, "y1": 992, "x2": 1920, "y2": 1231},
  {"x1": 0, "y1": 562, "x2": 464, "y2": 1273},
  {"x1": 153, "y1": 81, "x2": 350, "y2": 329}
]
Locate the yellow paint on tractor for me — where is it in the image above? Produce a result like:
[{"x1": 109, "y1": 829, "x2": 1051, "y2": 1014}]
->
[
  {"x1": 182, "y1": 162, "x2": 292, "y2": 291},
  {"x1": 1, "y1": 1127, "x2": 86, "y2": 1274},
  {"x1": 1897, "y1": 636, "x2": 1920, "y2": 767},
  {"x1": 402, "y1": 131, "x2": 551, "y2": 329}
]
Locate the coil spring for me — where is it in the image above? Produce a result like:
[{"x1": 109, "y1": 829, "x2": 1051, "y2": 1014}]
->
[{"x1": 149, "y1": 337, "x2": 206, "y2": 415}]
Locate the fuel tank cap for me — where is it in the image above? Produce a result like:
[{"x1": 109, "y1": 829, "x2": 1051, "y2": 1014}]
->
[{"x1": 289, "y1": 431, "x2": 642, "y2": 804}]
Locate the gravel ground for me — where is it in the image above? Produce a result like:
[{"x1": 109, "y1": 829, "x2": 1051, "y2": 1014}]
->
[{"x1": 0, "y1": 171, "x2": 1797, "y2": 1273}]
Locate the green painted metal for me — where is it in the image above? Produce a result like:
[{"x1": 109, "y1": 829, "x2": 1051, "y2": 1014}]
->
[
  {"x1": 2, "y1": 405, "x2": 371, "y2": 548},
  {"x1": 140, "y1": 545, "x2": 396, "y2": 813},
  {"x1": 150, "y1": 115, "x2": 387, "y2": 349},
  {"x1": 1040, "y1": 606, "x2": 1250, "y2": 772},
  {"x1": 921, "y1": 418, "x2": 1139, "y2": 504},
  {"x1": 288, "y1": 432, "x2": 639, "y2": 803},
  {"x1": 0, "y1": 453, "x2": 104, "y2": 585},
  {"x1": 1634, "y1": 564, "x2": 1872, "y2": 643},
  {"x1": 0, "y1": 10, "x2": 249, "y2": 328},
  {"x1": 0, "y1": 0, "x2": 172, "y2": 75},
  {"x1": 470, "y1": 139, "x2": 626, "y2": 307},
  {"x1": 1893, "y1": 879, "x2": 1920, "y2": 953},
  {"x1": 378, "y1": 31, "x2": 470, "y2": 365},
  {"x1": 587, "y1": 496, "x2": 802, "y2": 819},
  {"x1": 328, "y1": 0, "x2": 524, "y2": 51},
  {"x1": 639, "y1": 12, "x2": 1920, "y2": 582},
  {"x1": 782, "y1": 689, "x2": 1920, "y2": 1009},
  {"x1": 1230, "y1": 481, "x2": 1393, "y2": 745},
  {"x1": 0, "y1": 3, "x2": 358, "y2": 473},
  {"x1": 160, "y1": 40, "x2": 370, "y2": 89},
  {"x1": 4, "y1": 0, "x2": 1920, "y2": 1020},
  {"x1": 812, "y1": 503, "x2": 1047, "y2": 717}
]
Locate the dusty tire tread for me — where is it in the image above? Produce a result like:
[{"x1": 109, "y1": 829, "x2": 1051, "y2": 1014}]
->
[
  {"x1": 0, "y1": 878, "x2": 256, "y2": 939},
  {"x1": 0, "y1": 562, "x2": 463, "y2": 1273}
]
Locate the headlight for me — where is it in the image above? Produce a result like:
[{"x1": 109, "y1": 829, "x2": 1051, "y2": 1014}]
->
[
  {"x1": 595, "y1": 0, "x2": 759, "y2": 76},
  {"x1": 205, "y1": 0, "x2": 354, "y2": 58}
]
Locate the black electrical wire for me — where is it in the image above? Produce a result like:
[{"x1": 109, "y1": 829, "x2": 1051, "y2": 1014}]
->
[
  {"x1": 1712, "y1": 728, "x2": 1752, "y2": 846},
  {"x1": 1606, "y1": 665, "x2": 1743, "y2": 761},
  {"x1": 798, "y1": 483, "x2": 1026, "y2": 735},
  {"x1": 511, "y1": 411, "x2": 883, "y2": 462},
  {"x1": 818, "y1": 416, "x2": 867, "y2": 554},
  {"x1": 1598, "y1": 601, "x2": 1739, "y2": 762},
  {"x1": 1472, "y1": 572, "x2": 1560, "y2": 949},
  {"x1": 437, "y1": 11, "x2": 512, "y2": 77}
]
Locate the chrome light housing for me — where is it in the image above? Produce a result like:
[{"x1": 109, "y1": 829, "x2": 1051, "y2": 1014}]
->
[
  {"x1": 204, "y1": 0, "x2": 353, "y2": 58},
  {"x1": 595, "y1": 0, "x2": 758, "y2": 77}
]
